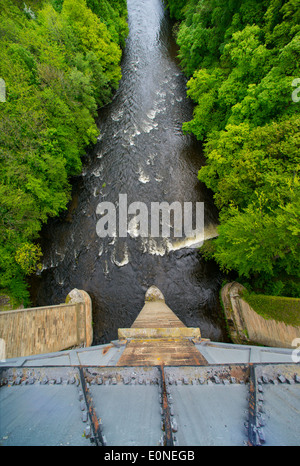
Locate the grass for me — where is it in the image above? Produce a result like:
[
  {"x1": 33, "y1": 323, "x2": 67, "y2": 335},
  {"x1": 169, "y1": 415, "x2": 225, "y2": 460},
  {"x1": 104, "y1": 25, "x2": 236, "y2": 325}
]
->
[
  {"x1": 0, "y1": 294, "x2": 14, "y2": 312},
  {"x1": 0, "y1": 294, "x2": 24, "y2": 312},
  {"x1": 242, "y1": 290, "x2": 300, "y2": 327}
]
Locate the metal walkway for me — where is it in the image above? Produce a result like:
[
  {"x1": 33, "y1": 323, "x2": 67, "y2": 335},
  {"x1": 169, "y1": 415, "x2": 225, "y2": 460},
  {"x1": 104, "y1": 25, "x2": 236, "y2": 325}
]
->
[{"x1": 1, "y1": 362, "x2": 299, "y2": 446}]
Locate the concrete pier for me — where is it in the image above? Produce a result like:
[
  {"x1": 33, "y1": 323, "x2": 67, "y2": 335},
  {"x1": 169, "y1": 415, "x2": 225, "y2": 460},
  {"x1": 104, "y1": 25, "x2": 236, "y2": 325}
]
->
[{"x1": 117, "y1": 286, "x2": 206, "y2": 366}]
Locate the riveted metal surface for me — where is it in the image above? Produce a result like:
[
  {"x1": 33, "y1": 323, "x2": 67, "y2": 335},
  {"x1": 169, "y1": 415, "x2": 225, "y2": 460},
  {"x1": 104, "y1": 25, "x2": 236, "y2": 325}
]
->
[
  {"x1": 84, "y1": 366, "x2": 163, "y2": 446},
  {"x1": 164, "y1": 364, "x2": 250, "y2": 386},
  {"x1": 1, "y1": 361, "x2": 300, "y2": 446},
  {"x1": 252, "y1": 364, "x2": 300, "y2": 446},
  {"x1": 158, "y1": 365, "x2": 174, "y2": 446},
  {"x1": 248, "y1": 364, "x2": 259, "y2": 446},
  {"x1": 164, "y1": 365, "x2": 249, "y2": 446},
  {"x1": 0, "y1": 367, "x2": 91, "y2": 446}
]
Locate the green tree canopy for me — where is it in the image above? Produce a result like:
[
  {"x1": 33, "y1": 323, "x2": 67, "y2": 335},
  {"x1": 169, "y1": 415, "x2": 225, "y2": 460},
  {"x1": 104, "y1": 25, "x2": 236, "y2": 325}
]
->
[
  {"x1": 0, "y1": 0, "x2": 128, "y2": 304},
  {"x1": 166, "y1": 0, "x2": 300, "y2": 296}
]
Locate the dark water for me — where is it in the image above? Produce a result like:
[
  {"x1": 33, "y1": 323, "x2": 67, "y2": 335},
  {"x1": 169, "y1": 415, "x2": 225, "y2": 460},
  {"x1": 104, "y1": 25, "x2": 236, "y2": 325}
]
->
[{"x1": 30, "y1": 0, "x2": 227, "y2": 344}]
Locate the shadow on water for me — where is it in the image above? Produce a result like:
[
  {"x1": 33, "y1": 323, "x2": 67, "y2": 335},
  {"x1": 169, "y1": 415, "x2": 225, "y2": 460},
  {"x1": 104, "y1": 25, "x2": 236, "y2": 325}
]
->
[{"x1": 29, "y1": 0, "x2": 228, "y2": 345}]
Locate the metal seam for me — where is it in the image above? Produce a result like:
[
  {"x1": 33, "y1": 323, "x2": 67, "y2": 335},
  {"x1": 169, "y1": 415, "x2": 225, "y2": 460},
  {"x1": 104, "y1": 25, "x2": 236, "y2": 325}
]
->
[
  {"x1": 79, "y1": 366, "x2": 104, "y2": 446},
  {"x1": 158, "y1": 365, "x2": 174, "y2": 446},
  {"x1": 248, "y1": 364, "x2": 259, "y2": 446}
]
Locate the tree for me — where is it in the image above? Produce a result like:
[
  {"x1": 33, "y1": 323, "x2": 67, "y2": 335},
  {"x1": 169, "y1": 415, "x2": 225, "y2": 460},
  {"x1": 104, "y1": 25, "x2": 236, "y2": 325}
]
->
[
  {"x1": 15, "y1": 243, "x2": 42, "y2": 275},
  {"x1": 0, "y1": 0, "x2": 128, "y2": 304},
  {"x1": 171, "y1": 0, "x2": 300, "y2": 296}
]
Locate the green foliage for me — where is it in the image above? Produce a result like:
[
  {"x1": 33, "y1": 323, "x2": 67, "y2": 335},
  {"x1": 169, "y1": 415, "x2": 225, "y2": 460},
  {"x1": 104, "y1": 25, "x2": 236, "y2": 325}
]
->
[
  {"x1": 168, "y1": 0, "x2": 300, "y2": 297},
  {"x1": 0, "y1": 0, "x2": 128, "y2": 304},
  {"x1": 198, "y1": 116, "x2": 300, "y2": 297},
  {"x1": 86, "y1": 0, "x2": 129, "y2": 48},
  {"x1": 198, "y1": 116, "x2": 300, "y2": 211},
  {"x1": 168, "y1": 0, "x2": 270, "y2": 76},
  {"x1": 15, "y1": 243, "x2": 42, "y2": 274},
  {"x1": 164, "y1": 0, "x2": 188, "y2": 21}
]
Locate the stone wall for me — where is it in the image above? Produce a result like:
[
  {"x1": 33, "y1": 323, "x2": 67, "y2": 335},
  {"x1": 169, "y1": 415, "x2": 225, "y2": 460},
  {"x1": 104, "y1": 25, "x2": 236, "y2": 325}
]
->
[
  {"x1": 221, "y1": 282, "x2": 300, "y2": 348},
  {"x1": 0, "y1": 289, "x2": 93, "y2": 359}
]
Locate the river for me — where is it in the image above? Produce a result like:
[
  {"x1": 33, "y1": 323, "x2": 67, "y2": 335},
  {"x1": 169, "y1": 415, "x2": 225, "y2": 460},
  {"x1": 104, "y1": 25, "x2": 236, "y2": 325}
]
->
[{"x1": 29, "y1": 0, "x2": 228, "y2": 345}]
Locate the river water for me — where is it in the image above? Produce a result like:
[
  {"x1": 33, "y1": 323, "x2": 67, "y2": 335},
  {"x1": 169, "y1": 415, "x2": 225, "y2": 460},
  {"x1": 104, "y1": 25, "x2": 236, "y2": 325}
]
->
[{"x1": 30, "y1": 0, "x2": 227, "y2": 344}]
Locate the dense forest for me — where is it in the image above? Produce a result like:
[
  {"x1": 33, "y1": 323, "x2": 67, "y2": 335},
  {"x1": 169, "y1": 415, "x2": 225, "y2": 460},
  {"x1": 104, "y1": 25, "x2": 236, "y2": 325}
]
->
[
  {"x1": 166, "y1": 0, "x2": 300, "y2": 297},
  {"x1": 1, "y1": 0, "x2": 299, "y2": 307},
  {"x1": 0, "y1": 0, "x2": 128, "y2": 305}
]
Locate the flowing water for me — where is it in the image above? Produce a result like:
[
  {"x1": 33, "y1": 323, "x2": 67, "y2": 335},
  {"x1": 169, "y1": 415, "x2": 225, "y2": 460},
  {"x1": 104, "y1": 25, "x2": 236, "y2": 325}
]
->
[{"x1": 30, "y1": 0, "x2": 227, "y2": 344}]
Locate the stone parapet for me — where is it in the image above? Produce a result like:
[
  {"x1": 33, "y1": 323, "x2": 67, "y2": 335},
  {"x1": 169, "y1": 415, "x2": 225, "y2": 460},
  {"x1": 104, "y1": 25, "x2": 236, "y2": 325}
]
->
[{"x1": 0, "y1": 289, "x2": 93, "y2": 359}]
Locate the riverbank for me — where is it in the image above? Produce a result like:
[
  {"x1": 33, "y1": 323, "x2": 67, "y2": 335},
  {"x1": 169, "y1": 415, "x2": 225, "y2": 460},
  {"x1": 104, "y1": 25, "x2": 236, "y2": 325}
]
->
[{"x1": 221, "y1": 282, "x2": 300, "y2": 348}]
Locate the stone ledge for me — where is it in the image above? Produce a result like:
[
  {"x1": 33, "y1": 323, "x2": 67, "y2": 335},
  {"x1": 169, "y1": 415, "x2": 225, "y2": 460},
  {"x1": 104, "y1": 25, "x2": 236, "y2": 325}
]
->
[
  {"x1": 118, "y1": 327, "x2": 201, "y2": 340},
  {"x1": 0, "y1": 289, "x2": 93, "y2": 359},
  {"x1": 221, "y1": 282, "x2": 300, "y2": 348}
]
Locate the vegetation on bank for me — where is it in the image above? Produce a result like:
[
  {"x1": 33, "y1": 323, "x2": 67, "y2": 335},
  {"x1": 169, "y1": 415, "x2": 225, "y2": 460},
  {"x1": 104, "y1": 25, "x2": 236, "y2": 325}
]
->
[
  {"x1": 166, "y1": 0, "x2": 300, "y2": 298},
  {"x1": 242, "y1": 290, "x2": 300, "y2": 327},
  {"x1": 0, "y1": 0, "x2": 128, "y2": 306}
]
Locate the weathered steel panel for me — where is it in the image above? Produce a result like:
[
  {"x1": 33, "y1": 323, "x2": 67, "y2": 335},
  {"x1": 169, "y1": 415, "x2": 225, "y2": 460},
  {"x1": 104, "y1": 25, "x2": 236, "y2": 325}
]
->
[
  {"x1": 82, "y1": 367, "x2": 163, "y2": 446},
  {"x1": 0, "y1": 367, "x2": 91, "y2": 446}
]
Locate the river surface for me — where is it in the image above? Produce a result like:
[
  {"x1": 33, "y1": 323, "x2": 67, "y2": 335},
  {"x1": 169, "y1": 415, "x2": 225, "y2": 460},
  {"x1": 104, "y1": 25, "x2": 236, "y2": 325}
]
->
[{"x1": 30, "y1": 0, "x2": 227, "y2": 344}]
